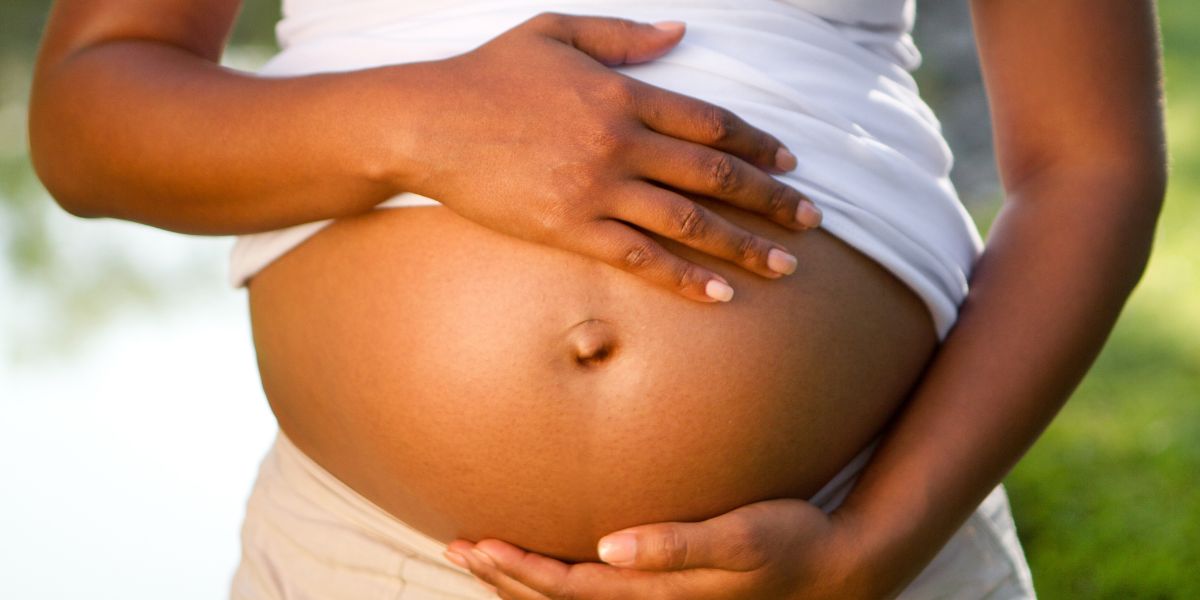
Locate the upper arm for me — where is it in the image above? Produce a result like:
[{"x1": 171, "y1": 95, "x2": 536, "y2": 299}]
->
[
  {"x1": 28, "y1": 0, "x2": 245, "y2": 217},
  {"x1": 35, "y1": 0, "x2": 242, "y2": 69},
  {"x1": 969, "y1": 0, "x2": 1167, "y2": 191}
]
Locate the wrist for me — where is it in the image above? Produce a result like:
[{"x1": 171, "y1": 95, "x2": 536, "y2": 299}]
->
[
  {"x1": 826, "y1": 505, "x2": 906, "y2": 600},
  {"x1": 349, "y1": 56, "x2": 471, "y2": 202}
]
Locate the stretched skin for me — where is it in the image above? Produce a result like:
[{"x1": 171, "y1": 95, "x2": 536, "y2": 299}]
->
[{"x1": 28, "y1": 0, "x2": 939, "y2": 562}]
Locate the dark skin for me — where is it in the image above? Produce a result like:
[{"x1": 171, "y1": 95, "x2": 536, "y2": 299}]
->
[
  {"x1": 29, "y1": 0, "x2": 1167, "y2": 598},
  {"x1": 445, "y1": 1, "x2": 1168, "y2": 598},
  {"x1": 29, "y1": 3, "x2": 823, "y2": 302}
]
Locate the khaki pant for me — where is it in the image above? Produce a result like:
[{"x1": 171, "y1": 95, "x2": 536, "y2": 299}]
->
[{"x1": 230, "y1": 432, "x2": 1036, "y2": 599}]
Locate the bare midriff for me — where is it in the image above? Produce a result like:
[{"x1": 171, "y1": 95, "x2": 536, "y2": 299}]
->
[{"x1": 248, "y1": 196, "x2": 938, "y2": 562}]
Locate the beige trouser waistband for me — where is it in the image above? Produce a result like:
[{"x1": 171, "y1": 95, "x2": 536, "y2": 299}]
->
[
  {"x1": 229, "y1": 431, "x2": 1036, "y2": 599},
  {"x1": 230, "y1": 431, "x2": 493, "y2": 599}
]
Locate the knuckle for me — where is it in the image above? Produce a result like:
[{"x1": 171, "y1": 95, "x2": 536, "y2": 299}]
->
[
  {"x1": 537, "y1": 197, "x2": 574, "y2": 235},
  {"x1": 724, "y1": 515, "x2": 770, "y2": 568},
  {"x1": 672, "y1": 261, "x2": 702, "y2": 292},
  {"x1": 736, "y1": 234, "x2": 767, "y2": 265},
  {"x1": 757, "y1": 135, "x2": 779, "y2": 163},
  {"x1": 706, "y1": 153, "x2": 738, "y2": 194},
  {"x1": 661, "y1": 529, "x2": 691, "y2": 570},
  {"x1": 744, "y1": 125, "x2": 779, "y2": 162},
  {"x1": 699, "y1": 105, "x2": 734, "y2": 144},
  {"x1": 734, "y1": 538, "x2": 771, "y2": 569},
  {"x1": 724, "y1": 511, "x2": 758, "y2": 543},
  {"x1": 582, "y1": 123, "x2": 628, "y2": 159},
  {"x1": 766, "y1": 183, "x2": 794, "y2": 218},
  {"x1": 620, "y1": 240, "x2": 658, "y2": 271},
  {"x1": 528, "y1": 11, "x2": 567, "y2": 29},
  {"x1": 544, "y1": 171, "x2": 607, "y2": 234},
  {"x1": 598, "y1": 75, "x2": 639, "y2": 107},
  {"x1": 673, "y1": 202, "x2": 708, "y2": 241}
]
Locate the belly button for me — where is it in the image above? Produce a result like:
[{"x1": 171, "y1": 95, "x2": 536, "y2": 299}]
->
[{"x1": 565, "y1": 319, "x2": 619, "y2": 368}]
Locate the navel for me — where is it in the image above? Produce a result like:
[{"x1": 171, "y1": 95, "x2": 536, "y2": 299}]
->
[{"x1": 565, "y1": 318, "x2": 619, "y2": 368}]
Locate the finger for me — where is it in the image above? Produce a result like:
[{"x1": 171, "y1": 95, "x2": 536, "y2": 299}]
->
[
  {"x1": 509, "y1": 558, "x2": 747, "y2": 600},
  {"x1": 461, "y1": 544, "x2": 551, "y2": 600},
  {"x1": 524, "y1": 12, "x2": 686, "y2": 66},
  {"x1": 632, "y1": 131, "x2": 822, "y2": 231},
  {"x1": 473, "y1": 540, "x2": 582, "y2": 600},
  {"x1": 562, "y1": 217, "x2": 737, "y2": 303},
  {"x1": 444, "y1": 543, "x2": 500, "y2": 597},
  {"x1": 597, "y1": 514, "x2": 769, "y2": 572},
  {"x1": 634, "y1": 86, "x2": 799, "y2": 175},
  {"x1": 607, "y1": 182, "x2": 799, "y2": 279},
  {"x1": 475, "y1": 539, "x2": 731, "y2": 600}
]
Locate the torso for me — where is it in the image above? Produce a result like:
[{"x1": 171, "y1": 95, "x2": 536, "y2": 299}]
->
[{"x1": 248, "y1": 196, "x2": 937, "y2": 561}]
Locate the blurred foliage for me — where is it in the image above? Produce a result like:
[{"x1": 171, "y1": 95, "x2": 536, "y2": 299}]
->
[{"x1": 2, "y1": 0, "x2": 1198, "y2": 597}]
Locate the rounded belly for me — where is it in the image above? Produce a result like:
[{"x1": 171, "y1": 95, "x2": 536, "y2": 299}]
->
[{"x1": 248, "y1": 197, "x2": 937, "y2": 561}]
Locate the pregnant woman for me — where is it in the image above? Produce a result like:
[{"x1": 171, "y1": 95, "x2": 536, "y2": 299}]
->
[{"x1": 29, "y1": 0, "x2": 1165, "y2": 598}]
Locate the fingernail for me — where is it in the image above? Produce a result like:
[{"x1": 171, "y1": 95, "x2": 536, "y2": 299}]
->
[
  {"x1": 705, "y1": 279, "x2": 734, "y2": 302},
  {"x1": 767, "y1": 248, "x2": 797, "y2": 275},
  {"x1": 796, "y1": 199, "x2": 822, "y2": 229},
  {"x1": 652, "y1": 20, "x2": 686, "y2": 33},
  {"x1": 443, "y1": 550, "x2": 469, "y2": 569},
  {"x1": 471, "y1": 548, "x2": 497, "y2": 568},
  {"x1": 598, "y1": 533, "x2": 638, "y2": 566},
  {"x1": 775, "y1": 147, "x2": 798, "y2": 172}
]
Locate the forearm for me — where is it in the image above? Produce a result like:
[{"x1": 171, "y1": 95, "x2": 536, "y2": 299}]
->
[
  {"x1": 28, "y1": 39, "x2": 439, "y2": 234},
  {"x1": 835, "y1": 167, "x2": 1164, "y2": 597}
]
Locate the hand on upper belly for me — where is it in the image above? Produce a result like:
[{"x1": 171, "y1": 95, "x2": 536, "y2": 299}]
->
[{"x1": 395, "y1": 13, "x2": 823, "y2": 304}]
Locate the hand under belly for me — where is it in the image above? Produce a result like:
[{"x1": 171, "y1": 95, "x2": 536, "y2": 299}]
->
[{"x1": 247, "y1": 199, "x2": 937, "y2": 562}]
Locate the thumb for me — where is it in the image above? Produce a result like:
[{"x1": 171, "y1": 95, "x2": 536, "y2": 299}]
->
[
  {"x1": 527, "y1": 13, "x2": 686, "y2": 66},
  {"x1": 596, "y1": 517, "x2": 764, "y2": 572}
]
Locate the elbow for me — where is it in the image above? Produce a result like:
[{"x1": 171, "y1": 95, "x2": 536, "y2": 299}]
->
[
  {"x1": 1127, "y1": 156, "x2": 1168, "y2": 238},
  {"x1": 52, "y1": 195, "x2": 105, "y2": 221},
  {"x1": 1009, "y1": 156, "x2": 1167, "y2": 293},
  {"x1": 1110, "y1": 164, "x2": 1166, "y2": 293},
  {"x1": 1107, "y1": 137, "x2": 1169, "y2": 232},
  {"x1": 29, "y1": 166, "x2": 104, "y2": 221},
  {"x1": 1084, "y1": 153, "x2": 1168, "y2": 227},
  {"x1": 28, "y1": 159, "x2": 104, "y2": 221},
  {"x1": 1126, "y1": 152, "x2": 1169, "y2": 223},
  {"x1": 27, "y1": 91, "x2": 106, "y2": 220}
]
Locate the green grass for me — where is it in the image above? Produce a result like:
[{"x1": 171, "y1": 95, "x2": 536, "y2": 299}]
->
[{"x1": 1000, "y1": 2, "x2": 1200, "y2": 597}]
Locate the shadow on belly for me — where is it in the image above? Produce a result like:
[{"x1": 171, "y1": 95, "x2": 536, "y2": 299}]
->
[{"x1": 247, "y1": 203, "x2": 937, "y2": 561}]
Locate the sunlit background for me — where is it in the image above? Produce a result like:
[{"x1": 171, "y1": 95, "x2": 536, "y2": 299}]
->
[{"x1": 2, "y1": 1, "x2": 1196, "y2": 598}]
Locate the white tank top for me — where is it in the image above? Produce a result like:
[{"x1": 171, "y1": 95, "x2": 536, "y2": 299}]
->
[
  {"x1": 229, "y1": 0, "x2": 983, "y2": 339},
  {"x1": 277, "y1": 0, "x2": 915, "y2": 34}
]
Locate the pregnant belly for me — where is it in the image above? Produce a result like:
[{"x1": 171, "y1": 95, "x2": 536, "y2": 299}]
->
[{"x1": 247, "y1": 197, "x2": 938, "y2": 562}]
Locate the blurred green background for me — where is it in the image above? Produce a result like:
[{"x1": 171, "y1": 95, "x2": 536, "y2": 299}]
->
[{"x1": 1, "y1": 1, "x2": 1196, "y2": 598}]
